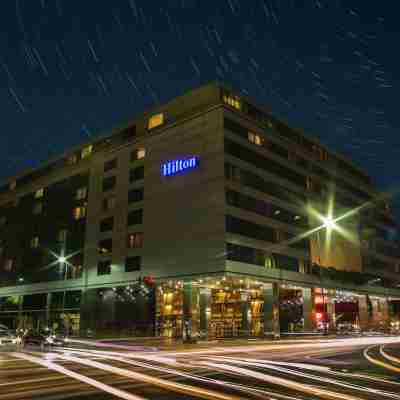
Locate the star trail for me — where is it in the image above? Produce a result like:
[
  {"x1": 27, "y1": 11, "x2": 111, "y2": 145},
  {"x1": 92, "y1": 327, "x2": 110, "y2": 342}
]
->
[{"x1": 0, "y1": 0, "x2": 399, "y2": 214}]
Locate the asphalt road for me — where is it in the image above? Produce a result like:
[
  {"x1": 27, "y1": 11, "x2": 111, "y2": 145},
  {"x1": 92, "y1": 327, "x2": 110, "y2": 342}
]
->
[{"x1": 1, "y1": 336, "x2": 400, "y2": 400}]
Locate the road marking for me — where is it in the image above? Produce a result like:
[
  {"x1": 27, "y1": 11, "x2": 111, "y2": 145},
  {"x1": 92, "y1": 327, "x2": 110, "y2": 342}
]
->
[
  {"x1": 363, "y1": 346, "x2": 400, "y2": 374},
  {"x1": 11, "y1": 353, "x2": 147, "y2": 400},
  {"x1": 55, "y1": 353, "x2": 242, "y2": 400}
]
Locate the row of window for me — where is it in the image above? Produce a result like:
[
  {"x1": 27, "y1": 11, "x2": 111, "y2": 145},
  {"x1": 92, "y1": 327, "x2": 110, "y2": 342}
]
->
[
  {"x1": 225, "y1": 138, "x2": 308, "y2": 188},
  {"x1": 225, "y1": 162, "x2": 306, "y2": 205},
  {"x1": 97, "y1": 256, "x2": 141, "y2": 275},
  {"x1": 223, "y1": 92, "x2": 371, "y2": 186},
  {"x1": 226, "y1": 190, "x2": 308, "y2": 228},
  {"x1": 102, "y1": 166, "x2": 144, "y2": 193},
  {"x1": 226, "y1": 242, "x2": 300, "y2": 272},
  {"x1": 225, "y1": 215, "x2": 309, "y2": 251},
  {"x1": 98, "y1": 232, "x2": 144, "y2": 250}
]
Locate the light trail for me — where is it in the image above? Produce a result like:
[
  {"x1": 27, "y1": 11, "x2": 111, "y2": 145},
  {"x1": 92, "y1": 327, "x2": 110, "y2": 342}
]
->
[
  {"x1": 52, "y1": 348, "x2": 301, "y2": 400},
  {"x1": 363, "y1": 345, "x2": 400, "y2": 374},
  {"x1": 380, "y1": 345, "x2": 400, "y2": 365},
  {"x1": 209, "y1": 356, "x2": 400, "y2": 399},
  {"x1": 11, "y1": 352, "x2": 147, "y2": 400},
  {"x1": 54, "y1": 353, "x2": 243, "y2": 400},
  {"x1": 198, "y1": 360, "x2": 365, "y2": 400}
]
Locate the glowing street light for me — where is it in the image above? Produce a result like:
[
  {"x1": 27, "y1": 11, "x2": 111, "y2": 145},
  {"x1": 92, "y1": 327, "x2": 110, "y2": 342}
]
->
[
  {"x1": 322, "y1": 215, "x2": 336, "y2": 231},
  {"x1": 58, "y1": 256, "x2": 67, "y2": 264}
]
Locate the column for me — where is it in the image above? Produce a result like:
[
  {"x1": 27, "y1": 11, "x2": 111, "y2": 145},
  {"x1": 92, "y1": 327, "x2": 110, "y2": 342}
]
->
[
  {"x1": 183, "y1": 282, "x2": 199, "y2": 341},
  {"x1": 381, "y1": 298, "x2": 390, "y2": 331},
  {"x1": 326, "y1": 289, "x2": 336, "y2": 332},
  {"x1": 358, "y1": 295, "x2": 369, "y2": 331},
  {"x1": 199, "y1": 288, "x2": 211, "y2": 339},
  {"x1": 303, "y1": 287, "x2": 316, "y2": 332},
  {"x1": 45, "y1": 292, "x2": 52, "y2": 329},
  {"x1": 263, "y1": 282, "x2": 280, "y2": 339},
  {"x1": 241, "y1": 294, "x2": 250, "y2": 337},
  {"x1": 17, "y1": 295, "x2": 23, "y2": 330}
]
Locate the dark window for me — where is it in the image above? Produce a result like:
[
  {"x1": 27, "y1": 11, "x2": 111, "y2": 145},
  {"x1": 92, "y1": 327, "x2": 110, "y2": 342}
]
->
[
  {"x1": 127, "y1": 232, "x2": 144, "y2": 248},
  {"x1": 225, "y1": 139, "x2": 307, "y2": 188},
  {"x1": 225, "y1": 215, "x2": 275, "y2": 242},
  {"x1": 129, "y1": 166, "x2": 144, "y2": 183},
  {"x1": 97, "y1": 260, "x2": 111, "y2": 275},
  {"x1": 224, "y1": 118, "x2": 248, "y2": 138},
  {"x1": 104, "y1": 158, "x2": 117, "y2": 172},
  {"x1": 98, "y1": 238, "x2": 112, "y2": 254},
  {"x1": 125, "y1": 256, "x2": 141, "y2": 272},
  {"x1": 128, "y1": 209, "x2": 143, "y2": 226},
  {"x1": 226, "y1": 242, "x2": 265, "y2": 266},
  {"x1": 65, "y1": 291, "x2": 82, "y2": 308},
  {"x1": 100, "y1": 217, "x2": 114, "y2": 232},
  {"x1": 273, "y1": 253, "x2": 300, "y2": 272},
  {"x1": 102, "y1": 176, "x2": 116, "y2": 192},
  {"x1": 128, "y1": 188, "x2": 144, "y2": 203}
]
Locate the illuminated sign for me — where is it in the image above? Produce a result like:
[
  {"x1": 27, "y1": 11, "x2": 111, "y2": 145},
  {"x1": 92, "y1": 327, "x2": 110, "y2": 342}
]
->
[{"x1": 162, "y1": 157, "x2": 198, "y2": 177}]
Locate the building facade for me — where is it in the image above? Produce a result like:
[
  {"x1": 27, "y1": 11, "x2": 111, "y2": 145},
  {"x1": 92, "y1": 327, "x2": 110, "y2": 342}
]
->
[{"x1": 0, "y1": 82, "x2": 399, "y2": 338}]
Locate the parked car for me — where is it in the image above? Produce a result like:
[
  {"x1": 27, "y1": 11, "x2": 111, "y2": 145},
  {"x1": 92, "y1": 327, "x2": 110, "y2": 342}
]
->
[
  {"x1": 23, "y1": 331, "x2": 65, "y2": 350},
  {"x1": 0, "y1": 331, "x2": 21, "y2": 346}
]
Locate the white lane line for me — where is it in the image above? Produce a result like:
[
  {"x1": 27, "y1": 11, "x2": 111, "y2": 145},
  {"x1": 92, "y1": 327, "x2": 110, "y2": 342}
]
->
[
  {"x1": 55, "y1": 353, "x2": 242, "y2": 400},
  {"x1": 11, "y1": 353, "x2": 147, "y2": 400}
]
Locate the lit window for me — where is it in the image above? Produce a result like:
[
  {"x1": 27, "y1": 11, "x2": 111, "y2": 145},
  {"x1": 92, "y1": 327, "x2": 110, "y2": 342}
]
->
[
  {"x1": 248, "y1": 131, "x2": 263, "y2": 146},
  {"x1": 81, "y1": 145, "x2": 93, "y2": 159},
  {"x1": 73, "y1": 206, "x2": 86, "y2": 220},
  {"x1": 33, "y1": 202, "x2": 43, "y2": 215},
  {"x1": 127, "y1": 232, "x2": 144, "y2": 249},
  {"x1": 76, "y1": 187, "x2": 88, "y2": 200},
  {"x1": 148, "y1": 113, "x2": 164, "y2": 130},
  {"x1": 9, "y1": 181, "x2": 16, "y2": 191},
  {"x1": 35, "y1": 188, "x2": 44, "y2": 199},
  {"x1": 30, "y1": 236, "x2": 39, "y2": 248},
  {"x1": 4, "y1": 259, "x2": 13, "y2": 272},
  {"x1": 223, "y1": 94, "x2": 241, "y2": 110},
  {"x1": 131, "y1": 147, "x2": 146, "y2": 161},
  {"x1": 67, "y1": 154, "x2": 78, "y2": 165},
  {"x1": 58, "y1": 229, "x2": 68, "y2": 242},
  {"x1": 103, "y1": 196, "x2": 116, "y2": 212}
]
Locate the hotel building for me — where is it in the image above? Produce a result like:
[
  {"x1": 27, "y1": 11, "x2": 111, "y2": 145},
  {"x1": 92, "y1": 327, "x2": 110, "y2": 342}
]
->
[{"x1": 0, "y1": 82, "x2": 399, "y2": 338}]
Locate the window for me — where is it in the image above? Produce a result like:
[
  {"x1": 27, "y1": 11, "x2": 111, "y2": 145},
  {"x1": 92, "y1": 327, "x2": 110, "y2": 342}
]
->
[
  {"x1": 76, "y1": 187, "x2": 88, "y2": 200},
  {"x1": 81, "y1": 145, "x2": 93, "y2": 159},
  {"x1": 129, "y1": 166, "x2": 144, "y2": 182},
  {"x1": 30, "y1": 236, "x2": 39, "y2": 248},
  {"x1": 104, "y1": 158, "x2": 117, "y2": 172},
  {"x1": 148, "y1": 113, "x2": 164, "y2": 130},
  {"x1": 128, "y1": 188, "x2": 144, "y2": 203},
  {"x1": 35, "y1": 188, "x2": 44, "y2": 199},
  {"x1": 225, "y1": 215, "x2": 275, "y2": 242},
  {"x1": 73, "y1": 206, "x2": 86, "y2": 220},
  {"x1": 125, "y1": 256, "x2": 141, "y2": 272},
  {"x1": 4, "y1": 259, "x2": 13, "y2": 272},
  {"x1": 9, "y1": 181, "x2": 16, "y2": 191},
  {"x1": 98, "y1": 238, "x2": 112, "y2": 254},
  {"x1": 248, "y1": 131, "x2": 263, "y2": 146},
  {"x1": 128, "y1": 209, "x2": 143, "y2": 226},
  {"x1": 103, "y1": 196, "x2": 116, "y2": 212},
  {"x1": 97, "y1": 260, "x2": 111, "y2": 276},
  {"x1": 127, "y1": 232, "x2": 144, "y2": 249},
  {"x1": 58, "y1": 229, "x2": 68, "y2": 242},
  {"x1": 102, "y1": 176, "x2": 116, "y2": 192},
  {"x1": 223, "y1": 94, "x2": 241, "y2": 110},
  {"x1": 33, "y1": 202, "x2": 43, "y2": 215},
  {"x1": 131, "y1": 147, "x2": 146, "y2": 161},
  {"x1": 100, "y1": 217, "x2": 114, "y2": 233},
  {"x1": 67, "y1": 154, "x2": 78, "y2": 165}
]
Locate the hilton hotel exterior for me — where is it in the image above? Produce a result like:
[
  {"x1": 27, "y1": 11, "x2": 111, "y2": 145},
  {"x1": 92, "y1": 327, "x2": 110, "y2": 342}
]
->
[{"x1": 0, "y1": 82, "x2": 399, "y2": 338}]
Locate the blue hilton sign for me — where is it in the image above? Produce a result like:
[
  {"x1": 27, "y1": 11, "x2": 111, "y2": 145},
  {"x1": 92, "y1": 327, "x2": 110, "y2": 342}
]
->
[{"x1": 162, "y1": 157, "x2": 198, "y2": 177}]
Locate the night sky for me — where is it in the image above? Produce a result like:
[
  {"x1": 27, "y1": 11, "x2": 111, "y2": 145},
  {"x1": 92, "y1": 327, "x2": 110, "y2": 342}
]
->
[{"x1": 1, "y1": 1, "x2": 399, "y2": 215}]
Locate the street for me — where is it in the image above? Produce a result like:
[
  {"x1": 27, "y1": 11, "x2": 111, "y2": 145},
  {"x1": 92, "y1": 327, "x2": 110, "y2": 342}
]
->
[{"x1": 0, "y1": 336, "x2": 400, "y2": 399}]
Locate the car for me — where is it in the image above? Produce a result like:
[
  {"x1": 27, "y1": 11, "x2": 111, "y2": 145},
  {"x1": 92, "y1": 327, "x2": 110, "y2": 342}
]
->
[
  {"x1": 23, "y1": 331, "x2": 65, "y2": 350},
  {"x1": 0, "y1": 331, "x2": 20, "y2": 346}
]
